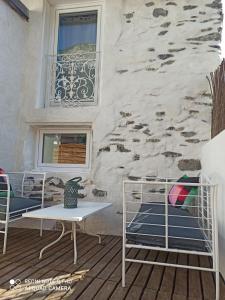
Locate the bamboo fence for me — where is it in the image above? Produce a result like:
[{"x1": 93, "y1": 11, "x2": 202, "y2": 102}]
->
[{"x1": 208, "y1": 59, "x2": 225, "y2": 138}]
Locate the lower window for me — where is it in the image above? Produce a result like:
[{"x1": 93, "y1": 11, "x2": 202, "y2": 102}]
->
[{"x1": 37, "y1": 129, "x2": 91, "y2": 169}]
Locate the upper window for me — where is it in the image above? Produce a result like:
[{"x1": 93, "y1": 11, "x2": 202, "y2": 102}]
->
[
  {"x1": 57, "y1": 11, "x2": 97, "y2": 54},
  {"x1": 46, "y1": 4, "x2": 102, "y2": 108},
  {"x1": 37, "y1": 129, "x2": 91, "y2": 169}
]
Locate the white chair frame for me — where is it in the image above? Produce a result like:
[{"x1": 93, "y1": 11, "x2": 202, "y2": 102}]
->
[
  {"x1": 0, "y1": 172, "x2": 46, "y2": 254},
  {"x1": 122, "y1": 175, "x2": 219, "y2": 300}
]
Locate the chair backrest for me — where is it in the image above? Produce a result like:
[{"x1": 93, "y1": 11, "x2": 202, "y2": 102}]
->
[
  {"x1": 0, "y1": 168, "x2": 7, "y2": 191},
  {"x1": 0, "y1": 174, "x2": 10, "y2": 222}
]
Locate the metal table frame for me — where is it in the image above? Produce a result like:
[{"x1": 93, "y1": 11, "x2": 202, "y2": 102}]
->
[
  {"x1": 39, "y1": 220, "x2": 101, "y2": 264},
  {"x1": 22, "y1": 202, "x2": 111, "y2": 264}
]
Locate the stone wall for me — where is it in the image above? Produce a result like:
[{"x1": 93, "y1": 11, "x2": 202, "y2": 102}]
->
[
  {"x1": 96, "y1": 0, "x2": 222, "y2": 177},
  {"x1": 33, "y1": 0, "x2": 223, "y2": 235},
  {"x1": 81, "y1": 0, "x2": 221, "y2": 234},
  {"x1": 5, "y1": 0, "x2": 222, "y2": 235}
]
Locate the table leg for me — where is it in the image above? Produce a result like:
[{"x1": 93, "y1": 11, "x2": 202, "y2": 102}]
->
[
  {"x1": 72, "y1": 222, "x2": 77, "y2": 264},
  {"x1": 40, "y1": 219, "x2": 43, "y2": 237},
  {"x1": 85, "y1": 232, "x2": 101, "y2": 244},
  {"x1": 81, "y1": 220, "x2": 101, "y2": 244},
  {"x1": 39, "y1": 221, "x2": 66, "y2": 259}
]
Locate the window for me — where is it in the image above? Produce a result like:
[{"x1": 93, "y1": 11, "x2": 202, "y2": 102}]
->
[
  {"x1": 57, "y1": 11, "x2": 97, "y2": 54},
  {"x1": 37, "y1": 129, "x2": 91, "y2": 169},
  {"x1": 46, "y1": 4, "x2": 102, "y2": 107}
]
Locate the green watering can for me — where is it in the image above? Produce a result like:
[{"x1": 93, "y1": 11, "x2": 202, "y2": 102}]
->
[{"x1": 64, "y1": 177, "x2": 84, "y2": 209}]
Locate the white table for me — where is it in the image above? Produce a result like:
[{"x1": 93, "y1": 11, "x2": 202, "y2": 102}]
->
[{"x1": 22, "y1": 201, "x2": 111, "y2": 264}]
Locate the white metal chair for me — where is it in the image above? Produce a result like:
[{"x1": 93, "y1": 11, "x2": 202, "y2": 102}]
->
[
  {"x1": 0, "y1": 172, "x2": 46, "y2": 254},
  {"x1": 122, "y1": 175, "x2": 219, "y2": 300}
]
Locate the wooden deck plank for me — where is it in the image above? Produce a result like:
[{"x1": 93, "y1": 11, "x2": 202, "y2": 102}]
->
[
  {"x1": 146, "y1": 251, "x2": 168, "y2": 291},
  {"x1": 26, "y1": 270, "x2": 61, "y2": 300},
  {"x1": 75, "y1": 236, "x2": 121, "y2": 271},
  {"x1": 24, "y1": 235, "x2": 83, "y2": 270},
  {"x1": 110, "y1": 249, "x2": 149, "y2": 300},
  {"x1": 0, "y1": 229, "x2": 44, "y2": 259},
  {"x1": 141, "y1": 288, "x2": 157, "y2": 300},
  {"x1": 0, "y1": 261, "x2": 28, "y2": 286},
  {"x1": 2, "y1": 233, "x2": 77, "y2": 270},
  {"x1": 93, "y1": 280, "x2": 117, "y2": 300},
  {"x1": 0, "y1": 236, "x2": 88, "y2": 291},
  {"x1": 63, "y1": 276, "x2": 93, "y2": 300},
  {"x1": 0, "y1": 269, "x2": 58, "y2": 300},
  {"x1": 133, "y1": 250, "x2": 158, "y2": 288},
  {"x1": 159, "y1": 251, "x2": 177, "y2": 297},
  {"x1": 0, "y1": 230, "x2": 57, "y2": 264},
  {"x1": 49, "y1": 234, "x2": 91, "y2": 269},
  {"x1": 55, "y1": 237, "x2": 113, "y2": 300},
  {"x1": 109, "y1": 285, "x2": 129, "y2": 300},
  {"x1": 63, "y1": 236, "x2": 121, "y2": 300},
  {"x1": 62, "y1": 237, "x2": 120, "y2": 299},
  {"x1": 53, "y1": 235, "x2": 110, "y2": 272},
  {"x1": 47, "y1": 236, "x2": 117, "y2": 300},
  {"x1": 0, "y1": 227, "x2": 28, "y2": 242},
  {"x1": 40, "y1": 271, "x2": 76, "y2": 300},
  {"x1": 0, "y1": 229, "x2": 224, "y2": 300},
  {"x1": 172, "y1": 294, "x2": 187, "y2": 300},
  {"x1": 97, "y1": 245, "x2": 122, "y2": 280},
  {"x1": 220, "y1": 277, "x2": 225, "y2": 300},
  {"x1": 173, "y1": 253, "x2": 188, "y2": 297},
  {"x1": 0, "y1": 233, "x2": 84, "y2": 289},
  {"x1": 87, "y1": 240, "x2": 122, "y2": 278},
  {"x1": 29, "y1": 233, "x2": 87, "y2": 268},
  {"x1": 66, "y1": 236, "x2": 115, "y2": 273},
  {"x1": 28, "y1": 239, "x2": 73, "y2": 266},
  {"x1": 41, "y1": 241, "x2": 112, "y2": 300},
  {"x1": 156, "y1": 291, "x2": 172, "y2": 300},
  {"x1": 125, "y1": 249, "x2": 149, "y2": 285},
  {"x1": 199, "y1": 255, "x2": 215, "y2": 300},
  {"x1": 188, "y1": 255, "x2": 202, "y2": 299},
  {"x1": 3, "y1": 227, "x2": 31, "y2": 240},
  {"x1": 125, "y1": 285, "x2": 143, "y2": 299},
  {"x1": 0, "y1": 270, "x2": 62, "y2": 300},
  {"x1": 108, "y1": 248, "x2": 139, "y2": 283},
  {"x1": 105, "y1": 248, "x2": 156, "y2": 299},
  {"x1": 77, "y1": 278, "x2": 105, "y2": 300}
]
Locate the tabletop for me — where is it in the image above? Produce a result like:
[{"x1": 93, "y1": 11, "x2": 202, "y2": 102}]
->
[{"x1": 22, "y1": 201, "x2": 112, "y2": 222}]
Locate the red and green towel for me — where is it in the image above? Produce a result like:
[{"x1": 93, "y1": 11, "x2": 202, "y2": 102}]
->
[{"x1": 168, "y1": 175, "x2": 199, "y2": 210}]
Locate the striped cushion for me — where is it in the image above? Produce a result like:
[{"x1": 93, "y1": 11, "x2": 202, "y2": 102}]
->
[{"x1": 168, "y1": 175, "x2": 199, "y2": 207}]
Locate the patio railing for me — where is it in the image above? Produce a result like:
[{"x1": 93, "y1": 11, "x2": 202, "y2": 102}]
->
[{"x1": 46, "y1": 52, "x2": 99, "y2": 107}]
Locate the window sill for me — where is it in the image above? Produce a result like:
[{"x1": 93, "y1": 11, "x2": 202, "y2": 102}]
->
[
  {"x1": 25, "y1": 107, "x2": 99, "y2": 124},
  {"x1": 33, "y1": 166, "x2": 90, "y2": 174}
]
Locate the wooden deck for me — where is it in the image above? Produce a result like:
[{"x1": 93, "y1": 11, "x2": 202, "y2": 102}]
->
[{"x1": 0, "y1": 228, "x2": 224, "y2": 300}]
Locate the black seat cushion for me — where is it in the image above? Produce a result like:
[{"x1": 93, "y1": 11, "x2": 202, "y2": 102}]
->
[
  {"x1": 126, "y1": 202, "x2": 207, "y2": 252},
  {"x1": 0, "y1": 197, "x2": 42, "y2": 220}
]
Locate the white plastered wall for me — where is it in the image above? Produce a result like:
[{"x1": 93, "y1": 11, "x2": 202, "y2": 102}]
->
[
  {"x1": 201, "y1": 130, "x2": 225, "y2": 279},
  {"x1": 0, "y1": 0, "x2": 29, "y2": 171},
  {"x1": 0, "y1": 0, "x2": 223, "y2": 235}
]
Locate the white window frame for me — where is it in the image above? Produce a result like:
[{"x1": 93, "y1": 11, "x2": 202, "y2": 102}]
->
[
  {"x1": 36, "y1": 128, "x2": 91, "y2": 171},
  {"x1": 46, "y1": 1, "x2": 103, "y2": 107},
  {"x1": 52, "y1": 3, "x2": 102, "y2": 56}
]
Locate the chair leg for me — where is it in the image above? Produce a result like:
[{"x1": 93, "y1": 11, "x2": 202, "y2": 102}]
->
[
  {"x1": 72, "y1": 222, "x2": 77, "y2": 264},
  {"x1": 122, "y1": 243, "x2": 126, "y2": 287},
  {"x1": 215, "y1": 270, "x2": 220, "y2": 300},
  {"x1": 40, "y1": 219, "x2": 43, "y2": 237},
  {"x1": 3, "y1": 223, "x2": 8, "y2": 255}
]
